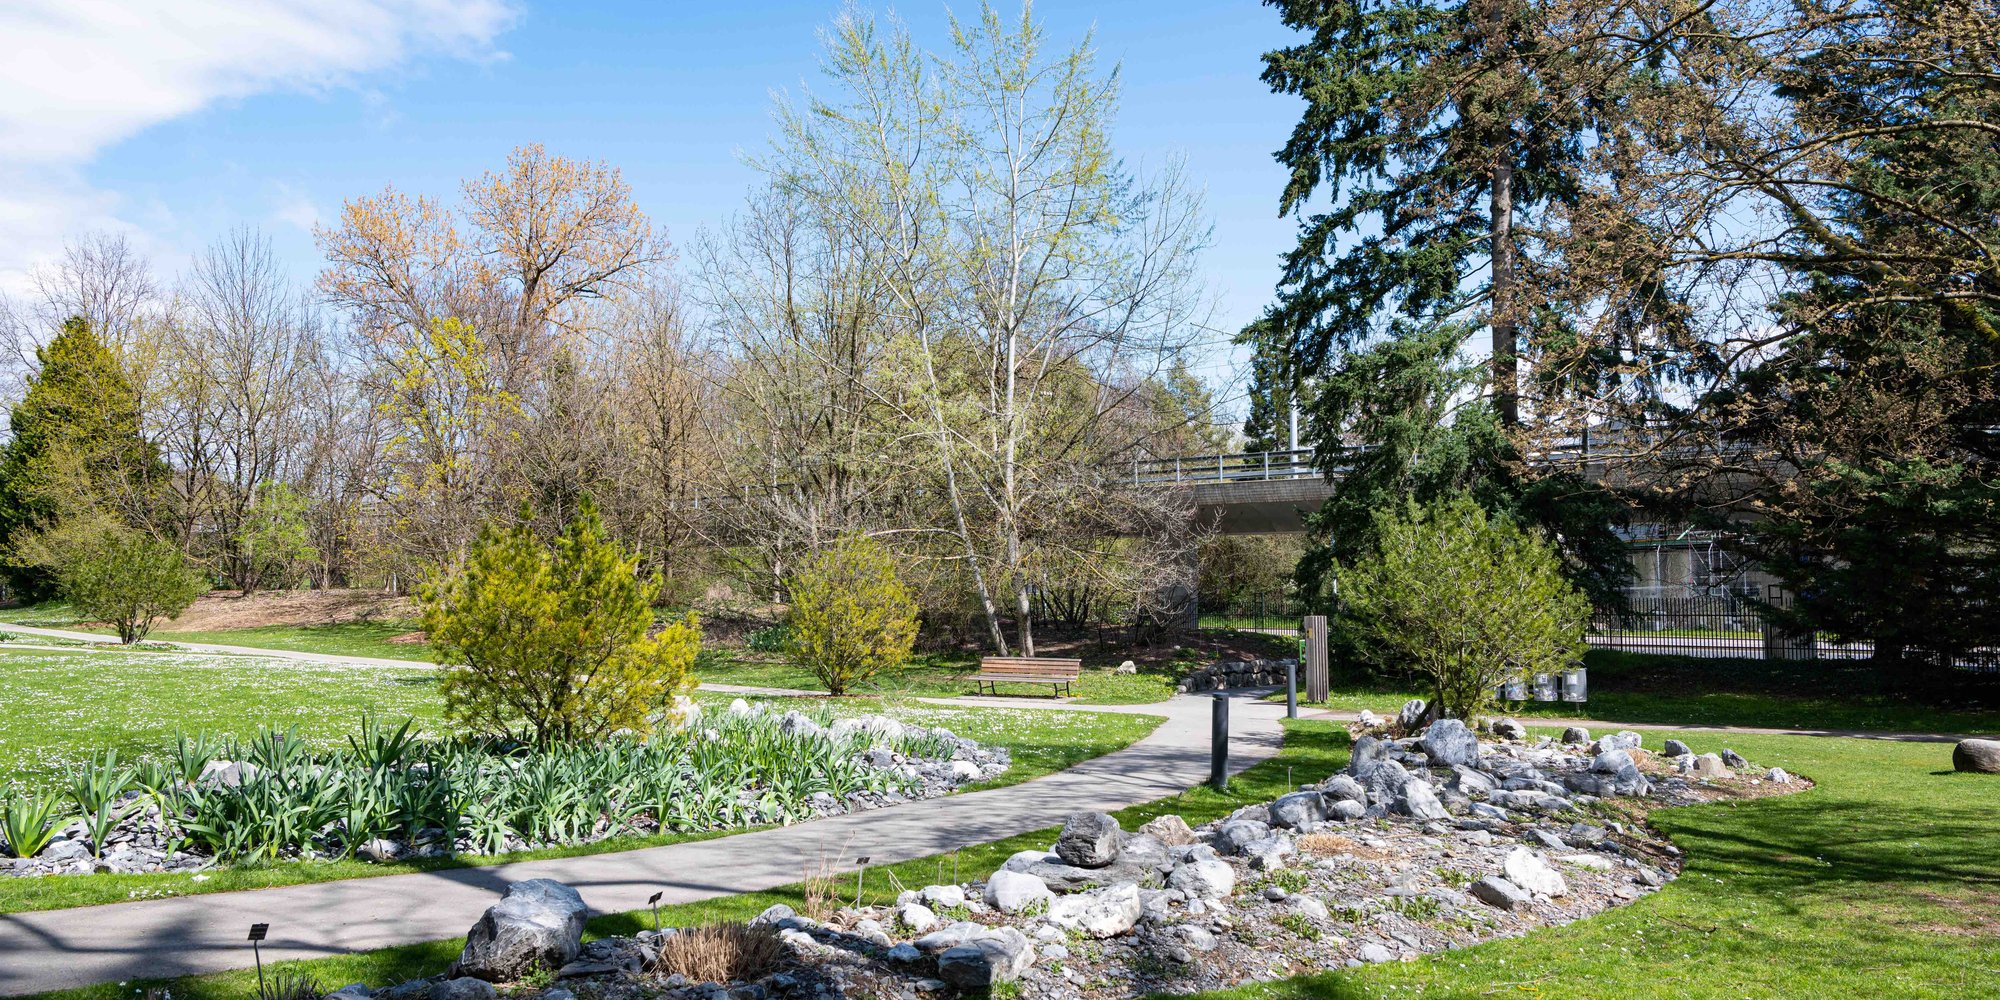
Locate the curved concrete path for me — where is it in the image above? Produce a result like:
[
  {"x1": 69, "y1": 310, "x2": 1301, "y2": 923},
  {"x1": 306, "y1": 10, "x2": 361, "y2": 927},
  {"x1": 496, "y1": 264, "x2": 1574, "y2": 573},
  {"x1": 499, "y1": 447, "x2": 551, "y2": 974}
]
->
[{"x1": 0, "y1": 690, "x2": 1286, "y2": 997}]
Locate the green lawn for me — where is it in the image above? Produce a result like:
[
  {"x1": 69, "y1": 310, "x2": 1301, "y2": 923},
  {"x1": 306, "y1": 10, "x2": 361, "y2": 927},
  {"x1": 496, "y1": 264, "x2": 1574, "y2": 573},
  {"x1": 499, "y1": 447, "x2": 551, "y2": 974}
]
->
[
  {"x1": 694, "y1": 649, "x2": 1189, "y2": 704},
  {"x1": 0, "y1": 646, "x2": 1160, "y2": 913},
  {"x1": 34, "y1": 720, "x2": 2000, "y2": 1000},
  {"x1": 134, "y1": 622, "x2": 430, "y2": 661},
  {"x1": 1314, "y1": 649, "x2": 2000, "y2": 735}
]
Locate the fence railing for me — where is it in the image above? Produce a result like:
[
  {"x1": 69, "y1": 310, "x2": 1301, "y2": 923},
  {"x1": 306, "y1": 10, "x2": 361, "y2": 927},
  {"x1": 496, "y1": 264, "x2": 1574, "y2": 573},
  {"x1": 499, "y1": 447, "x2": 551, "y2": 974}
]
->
[{"x1": 1130, "y1": 449, "x2": 1319, "y2": 485}]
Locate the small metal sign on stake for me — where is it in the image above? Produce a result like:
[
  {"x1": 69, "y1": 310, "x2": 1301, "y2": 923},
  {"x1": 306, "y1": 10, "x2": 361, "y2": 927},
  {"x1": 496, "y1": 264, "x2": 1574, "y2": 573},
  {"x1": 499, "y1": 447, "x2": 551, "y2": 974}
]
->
[
  {"x1": 648, "y1": 891, "x2": 664, "y2": 933},
  {"x1": 247, "y1": 923, "x2": 270, "y2": 997},
  {"x1": 854, "y1": 856, "x2": 872, "y2": 906}
]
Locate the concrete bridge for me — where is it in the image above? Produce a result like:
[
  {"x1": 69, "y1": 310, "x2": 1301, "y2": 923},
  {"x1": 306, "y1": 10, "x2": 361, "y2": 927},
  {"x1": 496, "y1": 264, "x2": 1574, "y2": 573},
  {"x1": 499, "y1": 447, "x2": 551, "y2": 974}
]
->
[{"x1": 1129, "y1": 449, "x2": 1334, "y2": 533}]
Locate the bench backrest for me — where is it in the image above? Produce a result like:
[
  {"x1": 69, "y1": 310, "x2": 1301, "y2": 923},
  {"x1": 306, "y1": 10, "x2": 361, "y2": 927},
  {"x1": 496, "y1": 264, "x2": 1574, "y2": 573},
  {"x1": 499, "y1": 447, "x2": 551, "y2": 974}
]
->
[{"x1": 977, "y1": 656, "x2": 1083, "y2": 678}]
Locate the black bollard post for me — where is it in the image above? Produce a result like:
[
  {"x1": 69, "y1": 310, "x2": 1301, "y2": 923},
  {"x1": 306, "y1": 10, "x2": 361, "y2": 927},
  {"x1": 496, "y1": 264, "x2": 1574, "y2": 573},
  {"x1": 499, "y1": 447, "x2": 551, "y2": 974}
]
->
[
  {"x1": 1210, "y1": 693, "x2": 1230, "y2": 791},
  {"x1": 1286, "y1": 659, "x2": 1298, "y2": 719}
]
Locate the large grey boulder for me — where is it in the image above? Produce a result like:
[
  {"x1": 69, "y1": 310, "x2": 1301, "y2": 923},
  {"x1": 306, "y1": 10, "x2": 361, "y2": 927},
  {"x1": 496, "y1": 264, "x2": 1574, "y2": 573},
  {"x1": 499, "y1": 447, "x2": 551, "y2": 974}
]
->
[
  {"x1": 1269, "y1": 791, "x2": 1329, "y2": 829},
  {"x1": 937, "y1": 927, "x2": 1033, "y2": 989},
  {"x1": 1116, "y1": 833, "x2": 1170, "y2": 870},
  {"x1": 1446, "y1": 765, "x2": 1495, "y2": 797},
  {"x1": 1394, "y1": 780, "x2": 1450, "y2": 821},
  {"x1": 1346, "y1": 735, "x2": 1392, "y2": 776},
  {"x1": 1470, "y1": 876, "x2": 1531, "y2": 910},
  {"x1": 451, "y1": 880, "x2": 588, "y2": 982},
  {"x1": 325, "y1": 985, "x2": 373, "y2": 1000},
  {"x1": 1502, "y1": 847, "x2": 1568, "y2": 897},
  {"x1": 1595, "y1": 731, "x2": 1643, "y2": 753},
  {"x1": 1357, "y1": 760, "x2": 1417, "y2": 804},
  {"x1": 1166, "y1": 859, "x2": 1235, "y2": 900},
  {"x1": 1560, "y1": 726, "x2": 1592, "y2": 746},
  {"x1": 1054, "y1": 811, "x2": 1124, "y2": 867},
  {"x1": 1419, "y1": 719, "x2": 1480, "y2": 767},
  {"x1": 1047, "y1": 882, "x2": 1143, "y2": 938},
  {"x1": 1954, "y1": 739, "x2": 2000, "y2": 774},
  {"x1": 1213, "y1": 820, "x2": 1272, "y2": 855},
  {"x1": 1319, "y1": 774, "x2": 1368, "y2": 804},
  {"x1": 914, "y1": 921, "x2": 989, "y2": 955},
  {"x1": 983, "y1": 870, "x2": 1053, "y2": 914},
  {"x1": 1662, "y1": 739, "x2": 1692, "y2": 757}
]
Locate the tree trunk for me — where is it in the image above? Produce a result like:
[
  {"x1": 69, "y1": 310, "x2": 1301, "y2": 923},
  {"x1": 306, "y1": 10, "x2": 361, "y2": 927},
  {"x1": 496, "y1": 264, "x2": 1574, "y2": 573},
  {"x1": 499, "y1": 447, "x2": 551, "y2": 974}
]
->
[{"x1": 1489, "y1": 153, "x2": 1518, "y2": 426}]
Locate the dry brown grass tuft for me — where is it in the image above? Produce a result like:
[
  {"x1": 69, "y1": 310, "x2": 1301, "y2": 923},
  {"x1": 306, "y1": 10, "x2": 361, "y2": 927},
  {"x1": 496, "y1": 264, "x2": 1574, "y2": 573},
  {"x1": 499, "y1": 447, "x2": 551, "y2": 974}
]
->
[
  {"x1": 1297, "y1": 833, "x2": 1392, "y2": 859},
  {"x1": 654, "y1": 923, "x2": 788, "y2": 983}
]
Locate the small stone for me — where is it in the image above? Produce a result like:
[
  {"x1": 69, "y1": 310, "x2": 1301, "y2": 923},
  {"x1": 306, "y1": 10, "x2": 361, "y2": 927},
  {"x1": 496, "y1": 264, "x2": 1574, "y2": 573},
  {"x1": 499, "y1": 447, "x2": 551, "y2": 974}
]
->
[
  {"x1": 920, "y1": 884, "x2": 966, "y2": 910},
  {"x1": 1492, "y1": 718, "x2": 1527, "y2": 741},
  {"x1": 1040, "y1": 942, "x2": 1069, "y2": 960},
  {"x1": 898, "y1": 901, "x2": 938, "y2": 933},
  {"x1": 1358, "y1": 942, "x2": 1396, "y2": 963},
  {"x1": 325, "y1": 985, "x2": 373, "y2": 1000},
  {"x1": 1262, "y1": 885, "x2": 1289, "y2": 902},
  {"x1": 1290, "y1": 896, "x2": 1330, "y2": 921},
  {"x1": 1524, "y1": 828, "x2": 1566, "y2": 851},
  {"x1": 1721, "y1": 749, "x2": 1749, "y2": 769},
  {"x1": 1561, "y1": 726, "x2": 1592, "y2": 745},
  {"x1": 982, "y1": 870, "x2": 1053, "y2": 914},
  {"x1": 1053, "y1": 812, "x2": 1124, "y2": 867},
  {"x1": 1766, "y1": 767, "x2": 1793, "y2": 784},
  {"x1": 1269, "y1": 791, "x2": 1329, "y2": 829},
  {"x1": 1690, "y1": 753, "x2": 1729, "y2": 778},
  {"x1": 1663, "y1": 739, "x2": 1692, "y2": 757},
  {"x1": 886, "y1": 943, "x2": 923, "y2": 963},
  {"x1": 1137, "y1": 814, "x2": 1200, "y2": 846},
  {"x1": 430, "y1": 981, "x2": 496, "y2": 1000}
]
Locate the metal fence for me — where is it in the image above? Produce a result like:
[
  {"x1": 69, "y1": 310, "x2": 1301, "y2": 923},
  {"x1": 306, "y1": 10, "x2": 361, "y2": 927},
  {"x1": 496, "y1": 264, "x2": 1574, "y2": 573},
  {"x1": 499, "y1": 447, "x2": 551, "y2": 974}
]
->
[{"x1": 1586, "y1": 590, "x2": 2000, "y2": 666}]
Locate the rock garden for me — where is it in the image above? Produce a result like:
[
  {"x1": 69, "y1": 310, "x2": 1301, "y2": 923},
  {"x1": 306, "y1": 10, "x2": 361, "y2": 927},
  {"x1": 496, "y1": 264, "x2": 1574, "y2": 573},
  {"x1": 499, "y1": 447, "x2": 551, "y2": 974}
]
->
[
  {"x1": 325, "y1": 703, "x2": 1806, "y2": 1000},
  {"x1": 0, "y1": 700, "x2": 1008, "y2": 878}
]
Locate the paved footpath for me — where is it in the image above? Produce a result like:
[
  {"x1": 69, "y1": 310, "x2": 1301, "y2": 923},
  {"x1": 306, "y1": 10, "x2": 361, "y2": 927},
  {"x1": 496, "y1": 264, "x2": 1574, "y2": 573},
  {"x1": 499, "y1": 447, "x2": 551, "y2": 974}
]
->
[{"x1": 0, "y1": 691, "x2": 1285, "y2": 997}]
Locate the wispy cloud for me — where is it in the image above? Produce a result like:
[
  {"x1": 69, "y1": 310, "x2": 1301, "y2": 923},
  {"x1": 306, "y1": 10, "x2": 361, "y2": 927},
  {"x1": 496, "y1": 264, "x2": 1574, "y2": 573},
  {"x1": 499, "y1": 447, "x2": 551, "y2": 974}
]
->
[{"x1": 0, "y1": 0, "x2": 520, "y2": 291}]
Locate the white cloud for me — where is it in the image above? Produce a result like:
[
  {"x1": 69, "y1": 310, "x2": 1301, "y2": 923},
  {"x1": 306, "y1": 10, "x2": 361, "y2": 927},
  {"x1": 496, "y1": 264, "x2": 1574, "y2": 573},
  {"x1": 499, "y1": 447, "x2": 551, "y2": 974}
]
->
[{"x1": 0, "y1": 0, "x2": 519, "y2": 292}]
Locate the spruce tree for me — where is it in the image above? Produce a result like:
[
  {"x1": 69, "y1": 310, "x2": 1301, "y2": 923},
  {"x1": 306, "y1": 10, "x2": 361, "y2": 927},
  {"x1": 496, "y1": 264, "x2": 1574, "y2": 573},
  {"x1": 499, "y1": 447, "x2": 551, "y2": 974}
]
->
[
  {"x1": 0, "y1": 317, "x2": 162, "y2": 595},
  {"x1": 1255, "y1": 0, "x2": 1635, "y2": 604}
]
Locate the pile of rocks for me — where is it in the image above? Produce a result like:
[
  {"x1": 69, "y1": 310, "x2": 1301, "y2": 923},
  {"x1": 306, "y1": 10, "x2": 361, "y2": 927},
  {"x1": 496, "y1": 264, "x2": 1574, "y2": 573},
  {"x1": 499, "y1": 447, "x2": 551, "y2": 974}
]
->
[
  {"x1": 1179, "y1": 659, "x2": 1297, "y2": 693},
  {"x1": 333, "y1": 717, "x2": 1800, "y2": 1000}
]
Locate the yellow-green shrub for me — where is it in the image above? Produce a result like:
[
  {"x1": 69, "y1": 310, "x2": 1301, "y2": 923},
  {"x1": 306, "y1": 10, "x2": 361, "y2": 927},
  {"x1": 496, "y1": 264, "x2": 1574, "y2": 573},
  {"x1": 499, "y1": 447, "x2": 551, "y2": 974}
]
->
[
  {"x1": 422, "y1": 501, "x2": 698, "y2": 744},
  {"x1": 785, "y1": 535, "x2": 919, "y2": 695}
]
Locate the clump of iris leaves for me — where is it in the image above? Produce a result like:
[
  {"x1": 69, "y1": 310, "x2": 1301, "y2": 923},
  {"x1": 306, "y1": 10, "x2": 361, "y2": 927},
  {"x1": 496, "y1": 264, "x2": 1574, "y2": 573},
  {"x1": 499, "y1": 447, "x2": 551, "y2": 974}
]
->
[{"x1": 1, "y1": 707, "x2": 965, "y2": 866}]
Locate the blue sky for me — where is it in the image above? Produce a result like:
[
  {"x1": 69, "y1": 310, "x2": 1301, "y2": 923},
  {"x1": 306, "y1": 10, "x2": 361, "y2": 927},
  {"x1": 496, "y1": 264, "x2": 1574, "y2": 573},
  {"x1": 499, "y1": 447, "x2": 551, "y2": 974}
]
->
[{"x1": 2, "y1": 1, "x2": 1304, "y2": 405}]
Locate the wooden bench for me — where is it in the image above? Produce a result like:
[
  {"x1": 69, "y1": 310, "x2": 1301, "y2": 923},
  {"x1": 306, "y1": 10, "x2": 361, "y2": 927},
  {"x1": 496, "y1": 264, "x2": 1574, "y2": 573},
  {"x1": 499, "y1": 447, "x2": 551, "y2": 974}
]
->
[{"x1": 970, "y1": 656, "x2": 1083, "y2": 697}]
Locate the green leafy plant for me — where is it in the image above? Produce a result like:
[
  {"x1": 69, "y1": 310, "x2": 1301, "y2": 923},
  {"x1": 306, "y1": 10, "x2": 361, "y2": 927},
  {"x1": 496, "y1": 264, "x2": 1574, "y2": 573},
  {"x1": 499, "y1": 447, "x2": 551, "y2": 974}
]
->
[
  {"x1": 422, "y1": 500, "x2": 700, "y2": 745},
  {"x1": 68, "y1": 749, "x2": 140, "y2": 857},
  {"x1": 785, "y1": 535, "x2": 919, "y2": 696},
  {"x1": 746, "y1": 624, "x2": 791, "y2": 654},
  {"x1": 1275, "y1": 911, "x2": 1323, "y2": 940},
  {"x1": 1336, "y1": 495, "x2": 1589, "y2": 720},
  {"x1": 1, "y1": 788, "x2": 70, "y2": 859}
]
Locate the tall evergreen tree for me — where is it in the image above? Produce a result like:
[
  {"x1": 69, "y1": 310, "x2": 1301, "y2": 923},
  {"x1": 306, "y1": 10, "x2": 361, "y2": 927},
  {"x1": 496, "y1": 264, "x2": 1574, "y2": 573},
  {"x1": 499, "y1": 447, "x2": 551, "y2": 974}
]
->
[
  {"x1": 1238, "y1": 328, "x2": 1293, "y2": 452},
  {"x1": 0, "y1": 317, "x2": 163, "y2": 595},
  {"x1": 1701, "y1": 1, "x2": 2000, "y2": 668},
  {"x1": 1255, "y1": 0, "x2": 1636, "y2": 602}
]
